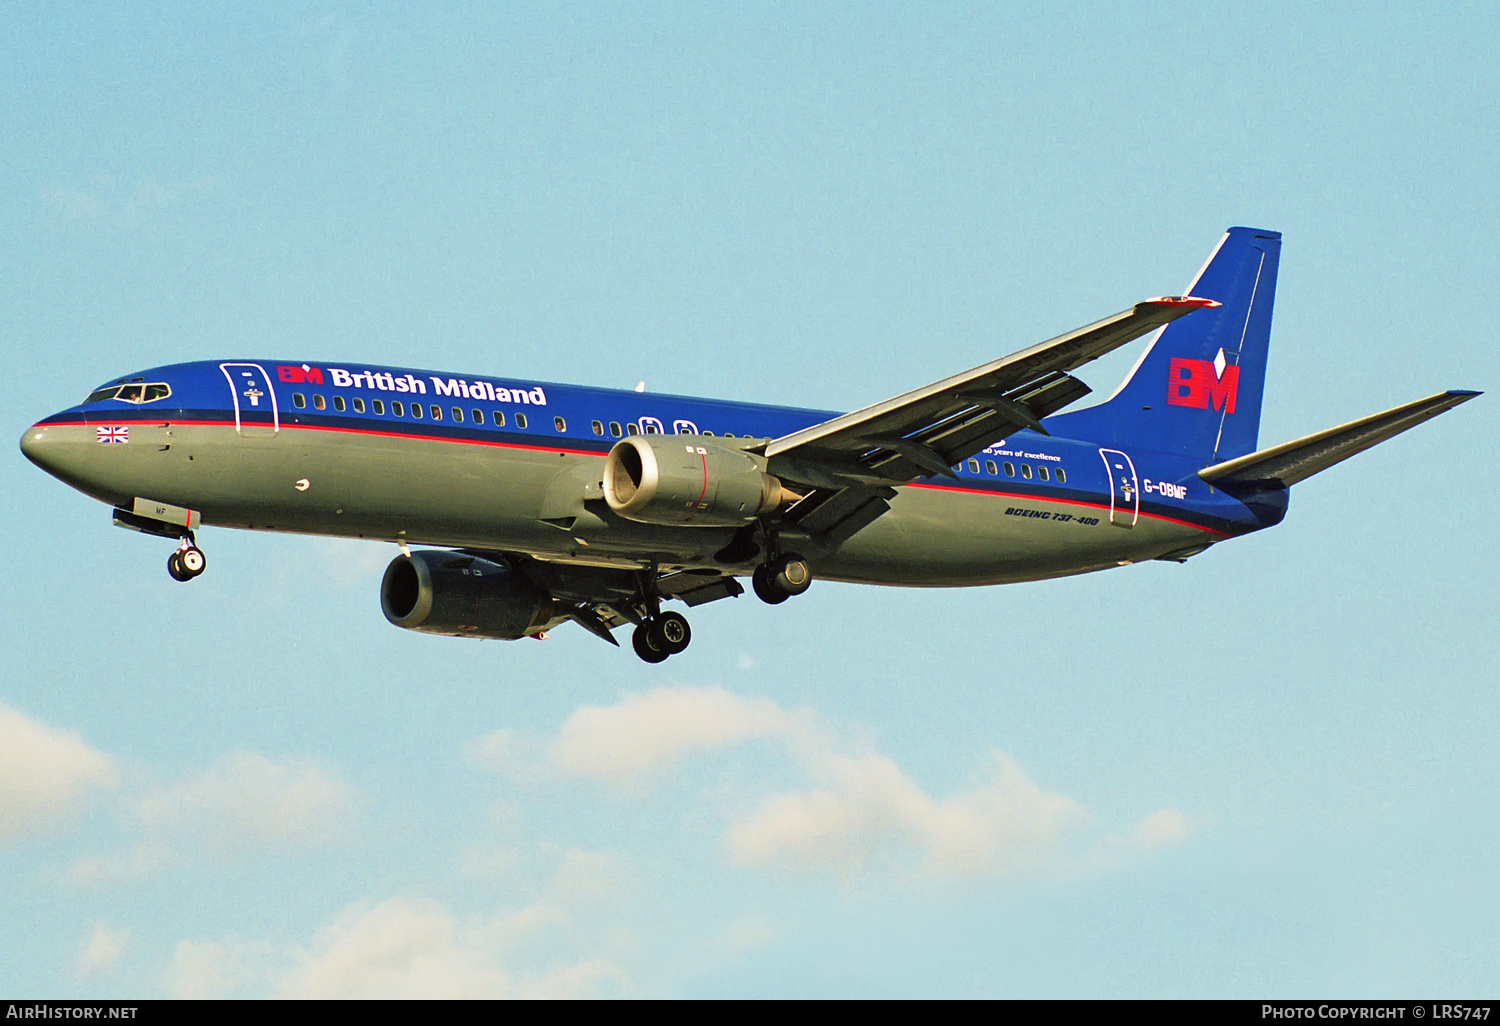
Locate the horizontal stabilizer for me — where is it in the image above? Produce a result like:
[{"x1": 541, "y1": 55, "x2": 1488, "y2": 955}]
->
[{"x1": 1199, "y1": 390, "x2": 1480, "y2": 488}]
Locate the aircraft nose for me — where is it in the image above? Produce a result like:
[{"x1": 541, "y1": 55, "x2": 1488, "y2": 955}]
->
[{"x1": 19, "y1": 423, "x2": 54, "y2": 470}]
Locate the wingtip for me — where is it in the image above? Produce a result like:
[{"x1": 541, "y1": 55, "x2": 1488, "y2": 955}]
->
[{"x1": 1146, "y1": 295, "x2": 1221, "y2": 309}]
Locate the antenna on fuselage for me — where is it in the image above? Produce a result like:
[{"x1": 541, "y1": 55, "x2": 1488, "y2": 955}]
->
[{"x1": 634, "y1": 381, "x2": 645, "y2": 393}]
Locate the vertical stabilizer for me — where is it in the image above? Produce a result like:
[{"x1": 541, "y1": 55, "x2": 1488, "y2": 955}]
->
[{"x1": 1050, "y1": 227, "x2": 1281, "y2": 463}]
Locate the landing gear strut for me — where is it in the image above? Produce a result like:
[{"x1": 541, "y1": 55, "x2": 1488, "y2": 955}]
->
[
  {"x1": 752, "y1": 552, "x2": 811, "y2": 605},
  {"x1": 167, "y1": 535, "x2": 207, "y2": 582}
]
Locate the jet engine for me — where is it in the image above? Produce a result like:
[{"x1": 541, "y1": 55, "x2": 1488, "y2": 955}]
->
[
  {"x1": 380, "y1": 551, "x2": 552, "y2": 640},
  {"x1": 602, "y1": 435, "x2": 797, "y2": 526}
]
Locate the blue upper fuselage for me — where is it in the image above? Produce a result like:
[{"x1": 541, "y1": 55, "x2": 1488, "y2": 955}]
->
[{"x1": 36, "y1": 358, "x2": 1283, "y2": 539}]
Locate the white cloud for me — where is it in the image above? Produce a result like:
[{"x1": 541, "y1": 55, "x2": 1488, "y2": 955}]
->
[
  {"x1": 163, "y1": 938, "x2": 273, "y2": 1000},
  {"x1": 137, "y1": 751, "x2": 357, "y2": 853},
  {"x1": 727, "y1": 751, "x2": 1084, "y2": 880},
  {"x1": 549, "y1": 685, "x2": 814, "y2": 784},
  {"x1": 76, "y1": 923, "x2": 128, "y2": 973},
  {"x1": 63, "y1": 842, "x2": 177, "y2": 888},
  {"x1": 165, "y1": 843, "x2": 635, "y2": 999},
  {"x1": 275, "y1": 897, "x2": 628, "y2": 999},
  {"x1": 277, "y1": 898, "x2": 515, "y2": 999},
  {"x1": 164, "y1": 896, "x2": 626, "y2": 999},
  {"x1": 1124, "y1": 807, "x2": 1194, "y2": 850},
  {"x1": 0, "y1": 705, "x2": 116, "y2": 843},
  {"x1": 481, "y1": 685, "x2": 1192, "y2": 884}
]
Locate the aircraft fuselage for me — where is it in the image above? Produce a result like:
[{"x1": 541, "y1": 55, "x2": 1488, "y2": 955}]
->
[{"x1": 21, "y1": 358, "x2": 1273, "y2": 588}]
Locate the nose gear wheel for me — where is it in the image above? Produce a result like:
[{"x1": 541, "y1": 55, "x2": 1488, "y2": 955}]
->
[{"x1": 167, "y1": 539, "x2": 207, "y2": 582}]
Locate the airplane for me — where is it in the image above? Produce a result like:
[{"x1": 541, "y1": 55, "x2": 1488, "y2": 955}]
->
[{"x1": 19, "y1": 227, "x2": 1479, "y2": 663}]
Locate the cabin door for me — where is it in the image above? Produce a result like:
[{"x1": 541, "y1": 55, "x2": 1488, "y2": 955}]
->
[
  {"x1": 1098, "y1": 448, "x2": 1138, "y2": 527},
  {"x1": 219, "y1": 363, "x2": 280, "y2": 437}
]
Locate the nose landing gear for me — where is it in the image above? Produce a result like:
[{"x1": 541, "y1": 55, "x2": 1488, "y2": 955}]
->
[{"x1": 167, "y1": 537, "x2": 207, "y2": 582}]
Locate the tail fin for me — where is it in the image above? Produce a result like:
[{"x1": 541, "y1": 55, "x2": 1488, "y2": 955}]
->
[{"x1": 1051, "y1": 226, "x2": 1281, "y2": 463}]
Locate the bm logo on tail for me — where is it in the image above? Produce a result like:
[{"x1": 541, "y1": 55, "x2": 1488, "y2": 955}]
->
[{"x1": 1167, "y1": 350, "x2": 1239, "y2": 413}]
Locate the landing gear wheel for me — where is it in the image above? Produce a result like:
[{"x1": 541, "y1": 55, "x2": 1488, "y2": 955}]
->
[
  {"x1": 752, "y1": 565, "x2": 790, "y2": 605},
  {"x1": 167, "y1": 551, "x2": 191, "y2": 582},
  {"x1": 769, "y1": 553, "x2": 811, "y2": 596},
  {"x1": 651, "y1": 611, "x2": 691, "y2": 655},
  {"x1": 179, "y1": 546, "x2": 206, "y2": 576},
  {"x1": 632, "y1": 623, "x2": 669, "y2": 663}
]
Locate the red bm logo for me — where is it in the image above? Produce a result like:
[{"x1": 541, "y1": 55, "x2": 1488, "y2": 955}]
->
[
  {"x1": 277, "y1": 365, "x2": 324, "y2": 384},
  {"x1": 1167, "y1": 357, "x2": 1238, "y2": 413}
]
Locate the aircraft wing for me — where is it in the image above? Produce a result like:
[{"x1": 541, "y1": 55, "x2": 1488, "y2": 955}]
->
[
  {"x1": 1198, "y1": 390, "x2": 1481, "y2": 489},
  {"x1": 761, "y1": 296, "x2": 1219, "y2": 549}
]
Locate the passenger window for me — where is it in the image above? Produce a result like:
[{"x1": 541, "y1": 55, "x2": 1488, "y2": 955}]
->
[
  {"x1": 333, "y1": 396, "x2": 346, "y2": 412},
  {"x1": 1003, "y1": 462, "x2": 1015, "y2": 477},
  {"x1": 353, "y1": 397, "x2": 366, "y2": 413},
  {"x1": 967, "y1": 459, "x2": 980, "y2": 473},
  {"x1": 1057, "y1": 468, "x2": 1066, "y2": 484},
  {"x1": 627, "y1": 423, "x2": 639, "y2": 435},
  {"x1": 373, "y1": 399, "x2": 384, "y2": 415},
  {"x1": 493, "y1": 411, "x2": 505, "y2": 427},
  {"x1": 591, "y1": 420, "x2": 604, "y2": 436},
  {"x1": 554, "y1": 416, "x2": 566, "y2": 432},
  {"x1": 703, "y1": 430, "x2": 714, "y2": 436},
  {"x1": 644, "y1": 423, "x2": 658, "y2": 434},
  {"x1": 412, "y1": 404, "x2": 423, "y2": 419},
  {"x1": 429, "y1": 405, "x2": 440, "y2": 421},
  {"x1": 293, "y1": 393, "x2": 306, "y2": 409},
  {"x1": 1038, "y1": 467, "x2": 1049, "y2": 482},
  {"x1": 472, "y1": 408, "x2": 483, "y2": 424},
  {"x1": 609, "y1": 422, "x2": 622, "y2": 437},
  {"x1": 985, "y1": 460, "x2": 998, "y2": 475},
  {"x1": 1021, "y1": 464, "x2": 1032, "y2": 479},
  {"x1": 313, "y1": 395, "x2": 326, "y2": 410},
  {"x1": 452, "y1": 407, "x2": 463, "y2": 423},
  {"x1": 515, "y1": 413, "x2": 527, "y2": 429},
  {"x1": 392, "y1": 401, "x2": 404, "y2": 417}
]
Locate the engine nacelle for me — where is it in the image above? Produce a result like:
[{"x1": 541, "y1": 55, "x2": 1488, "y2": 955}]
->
[
  {"x1": 602, "y1": 435, "x2": 795, "y2": 526},
  {"x1": 380, "y1": 551, "x2": 552, "y2": 640}
]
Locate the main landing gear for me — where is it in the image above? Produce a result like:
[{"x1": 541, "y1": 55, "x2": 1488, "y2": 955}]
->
[
  {"x1": 752, "y1": 552, "x2": 812, "y2": 605},
  {"x1": 167, "y1": 536, "x2": 207, "y2": 583},
  {"x1": 631, "y1": 610, "x2": 691, "y2": 664}
]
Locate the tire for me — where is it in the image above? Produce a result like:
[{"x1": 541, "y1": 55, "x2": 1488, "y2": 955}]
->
[
  {"x1": 653, "y1": 612, "x2": 691, "y2": 655},
  {"x1": 180, "y1": 546, "x2": 206, "y2": 576},
  {"x1": 167, "y1": 551, "x2": 191, "y2": 582},
  {"x1": 770, "y1": 553, "x2": 811, "y2": 596},
  {"x1": 752, "y1": 564, "x2": 789, "y2": 604},
  {"x1": 632, "y1": 623, "x2": 669, "y2": 663}
]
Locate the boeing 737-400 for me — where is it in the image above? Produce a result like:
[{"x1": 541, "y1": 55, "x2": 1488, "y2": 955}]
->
[{"x1": 20, "y1": 227, "x2": 1479, "y2": 662}]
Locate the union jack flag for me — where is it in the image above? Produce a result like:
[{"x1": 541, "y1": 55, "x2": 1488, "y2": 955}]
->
[{"x1": 96, "y1": 426, "x2": 129, "y2": 444}]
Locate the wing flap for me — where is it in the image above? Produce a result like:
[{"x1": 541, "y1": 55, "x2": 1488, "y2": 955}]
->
[{"x1": 1199, "y1": 390, "x2": 1480, "y2": 488}]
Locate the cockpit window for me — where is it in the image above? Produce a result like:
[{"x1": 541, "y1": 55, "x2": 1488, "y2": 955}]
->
[{"x1": 82, "y1": 382, "x2": 172, "y2": 404}]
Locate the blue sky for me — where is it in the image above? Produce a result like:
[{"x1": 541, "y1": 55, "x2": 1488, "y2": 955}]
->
[{"x1": 2, "y1": 2, "x2": 1496, "y2": 997}]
